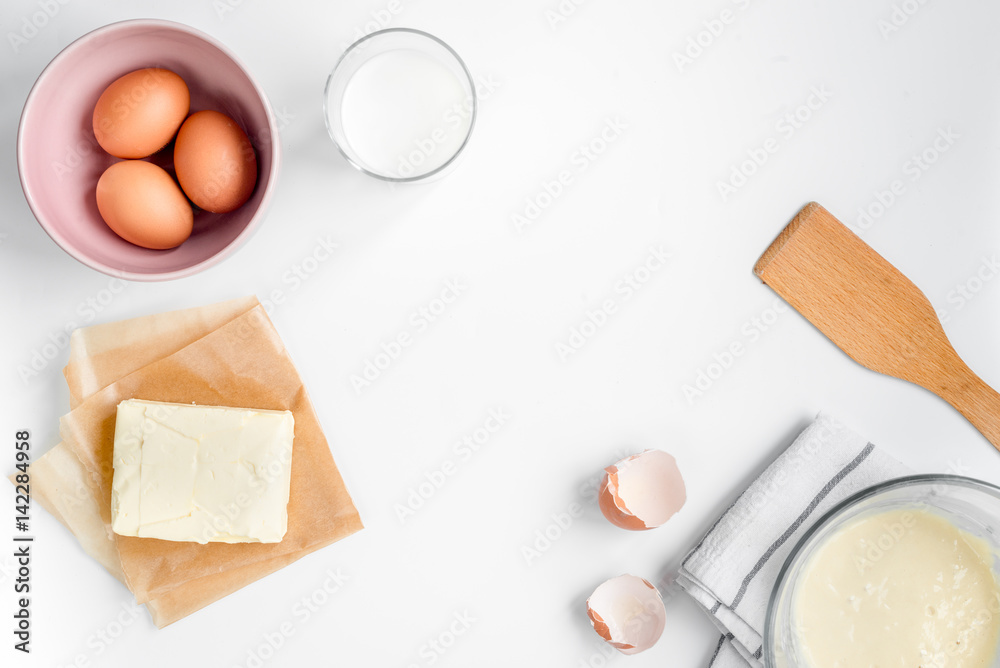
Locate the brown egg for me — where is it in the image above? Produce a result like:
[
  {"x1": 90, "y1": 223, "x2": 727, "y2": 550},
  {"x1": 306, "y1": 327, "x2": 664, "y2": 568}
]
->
[
  {"x1": 174, "y1": 110, "x2": 258, "y2": 213},
  {"x1": 96, "y1": 161, "x2": 193, "y2": 250},
  {"x1": 93, "y1": 68, "x2": 190, "y2": 159}
]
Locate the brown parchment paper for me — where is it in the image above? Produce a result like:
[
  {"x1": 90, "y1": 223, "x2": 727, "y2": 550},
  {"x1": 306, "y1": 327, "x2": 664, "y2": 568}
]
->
[
  {"x1": 25, "y1": 297, "x2": 363, "y2": 626},
  {"x1": 31, "y1": 440, "x2": 349, "y2": 628},
  {"x1": 61, "y1": 304, "x2": 363, "y2": 604},
  {"x1": 31, "y1": 297, "x2": 265, "y2": 619},
  {"x1": 65, "y1": 296, "x2": 259, "y2": 409},
  {"x1": 27, "y1": 442, "x2": 125, "y2": 583}
]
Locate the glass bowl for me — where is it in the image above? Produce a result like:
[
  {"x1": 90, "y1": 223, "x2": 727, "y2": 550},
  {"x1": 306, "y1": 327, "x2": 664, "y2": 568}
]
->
[{"x1": 765, "y1": 474, "x2": 1000, "y2": 668}]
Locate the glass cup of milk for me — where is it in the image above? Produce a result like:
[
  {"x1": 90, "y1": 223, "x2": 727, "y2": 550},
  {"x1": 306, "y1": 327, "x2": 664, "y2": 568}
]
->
[{"x1": 324, "y1": 28, "x2": 477, "y2": 182}]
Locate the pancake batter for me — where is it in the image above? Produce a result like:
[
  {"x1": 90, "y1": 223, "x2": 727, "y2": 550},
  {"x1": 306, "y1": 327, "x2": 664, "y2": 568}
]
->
[{"x1": 794, "y1": 508, "x2": 1000, "y2": 668}]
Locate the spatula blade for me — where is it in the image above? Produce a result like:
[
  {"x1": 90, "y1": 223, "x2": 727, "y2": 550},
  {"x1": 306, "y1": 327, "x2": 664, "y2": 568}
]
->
[
  {"x1": 754, "y1": 202, "x2": 952, "y2": 387},
  {"x1": 755, "y1": 202, "x2": 1000, "y2": 452}
]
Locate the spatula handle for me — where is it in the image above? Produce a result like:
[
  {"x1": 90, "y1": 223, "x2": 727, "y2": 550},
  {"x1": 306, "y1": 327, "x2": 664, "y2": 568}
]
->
[{"x1": 935, "y1": 361, "x2": 1000, "y2": 452}]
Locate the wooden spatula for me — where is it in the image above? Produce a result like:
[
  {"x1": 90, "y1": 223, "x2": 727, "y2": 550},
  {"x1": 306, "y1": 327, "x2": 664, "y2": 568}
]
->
[{"x1": 754, "y1": 202, "x2": 1000, "y2": 451}]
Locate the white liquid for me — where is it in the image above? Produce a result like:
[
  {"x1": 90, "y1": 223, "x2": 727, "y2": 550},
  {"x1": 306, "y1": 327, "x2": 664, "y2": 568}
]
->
[{"x1": 335, "y1": 49, "x2": 471, "y2": 178}]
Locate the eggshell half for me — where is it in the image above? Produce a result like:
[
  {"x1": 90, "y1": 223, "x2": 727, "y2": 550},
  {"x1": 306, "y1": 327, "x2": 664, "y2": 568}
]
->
[
  {"x1": 586, "y1": 574, "x2": 666, "y2": 655},
  {"x1": 95, "y1": 160, "x2": 193, "y2": 250},
  {"x1": 598, "y1": 449, "x2": 686, "y2": 530},
  {"x1": 174, "y1": 110, "x2": 258, "y2": 213},
  {"x1": 93, "y1": 68, "x2": 190, "y2": 159}
]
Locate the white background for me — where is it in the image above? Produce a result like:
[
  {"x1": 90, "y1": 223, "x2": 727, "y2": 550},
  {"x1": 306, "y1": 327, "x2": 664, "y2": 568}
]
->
[{"x1": 4, "y1": 0, "x2": 1000, "y2": 666}]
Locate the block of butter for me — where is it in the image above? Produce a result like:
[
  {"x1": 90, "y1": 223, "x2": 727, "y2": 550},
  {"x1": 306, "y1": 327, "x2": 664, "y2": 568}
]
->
[{"x1": 111, "y1": 399, "x2": 295, "y2": 544}]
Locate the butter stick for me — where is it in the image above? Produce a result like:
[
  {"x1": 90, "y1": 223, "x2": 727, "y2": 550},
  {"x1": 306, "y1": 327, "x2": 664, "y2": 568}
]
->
[{"x1": 111, "y1": 399, "x2": 294, "y2": 544}]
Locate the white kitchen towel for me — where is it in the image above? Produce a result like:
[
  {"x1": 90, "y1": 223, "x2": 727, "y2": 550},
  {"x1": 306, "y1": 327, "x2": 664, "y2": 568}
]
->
[{"x1": 677, "y1": 414, "x2": 910, "y2": 667}]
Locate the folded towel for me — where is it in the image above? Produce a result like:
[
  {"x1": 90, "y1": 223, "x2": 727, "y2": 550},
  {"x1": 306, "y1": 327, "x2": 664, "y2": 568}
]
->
[{"x1": 677, "y1": 414, "x2": 910, "y2": 667}]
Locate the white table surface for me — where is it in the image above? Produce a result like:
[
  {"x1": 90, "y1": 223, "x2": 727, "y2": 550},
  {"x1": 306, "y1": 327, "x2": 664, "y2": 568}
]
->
[{"x1": 4, "y1": 1, "x2": 1000, "y2": 666}]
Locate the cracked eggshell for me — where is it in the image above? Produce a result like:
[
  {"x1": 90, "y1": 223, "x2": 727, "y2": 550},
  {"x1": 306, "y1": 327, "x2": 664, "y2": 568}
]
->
[
  {"x1": 598, "y1": 449, "x2": 685, "y2": 530},
  {"x1": 586, "y1": 574, "x2": 666, "y2": 655}
]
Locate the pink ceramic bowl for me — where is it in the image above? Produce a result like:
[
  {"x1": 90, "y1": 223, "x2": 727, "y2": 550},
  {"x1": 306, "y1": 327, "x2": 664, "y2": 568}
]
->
[{"x1": 17, "y1": 19, "x2": 281, "y2": 281}]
